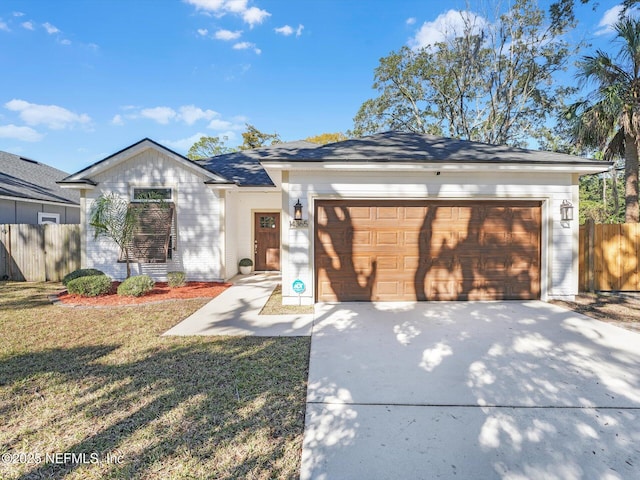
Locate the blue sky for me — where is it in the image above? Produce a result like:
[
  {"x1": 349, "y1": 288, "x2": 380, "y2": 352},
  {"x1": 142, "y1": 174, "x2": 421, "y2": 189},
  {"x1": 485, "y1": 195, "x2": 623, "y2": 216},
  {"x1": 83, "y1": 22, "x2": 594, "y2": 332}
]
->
[{"x1": 0, "y1": 0, "x2": 632, "y2": 174}]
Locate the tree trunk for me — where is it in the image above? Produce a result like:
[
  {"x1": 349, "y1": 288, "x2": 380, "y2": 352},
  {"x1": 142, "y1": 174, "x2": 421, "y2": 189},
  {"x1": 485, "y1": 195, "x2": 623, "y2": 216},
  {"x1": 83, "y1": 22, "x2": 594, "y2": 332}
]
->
[{"x1": 625, "y1": 133, "x2": 639, "y2": 222}]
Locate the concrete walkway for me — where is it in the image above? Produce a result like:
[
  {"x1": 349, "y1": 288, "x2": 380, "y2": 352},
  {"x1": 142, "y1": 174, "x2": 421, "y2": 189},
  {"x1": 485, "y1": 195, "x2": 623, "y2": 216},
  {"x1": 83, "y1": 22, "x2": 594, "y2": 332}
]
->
[
  {"x1": 162, "y1": 273, "x2": 313, "y2": 336},
  {"x1": 301, "y1": 301, "x2": 640, "y2": 480}
]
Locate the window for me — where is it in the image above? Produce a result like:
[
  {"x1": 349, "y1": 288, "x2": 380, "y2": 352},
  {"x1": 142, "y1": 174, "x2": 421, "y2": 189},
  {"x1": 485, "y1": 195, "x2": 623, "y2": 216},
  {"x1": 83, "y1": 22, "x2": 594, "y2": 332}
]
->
[
  {"x1": 119, "y1": 203, "x2": 175, "y2": 263},
  {"x1": 260, "y1": 216, "x2": 276, "y2": 229},
  {"x1": 132, "y1": 187, "x2": 173, "y2": 202},
  {"x1": 38, "y1": 212, "x2": 60, "y2": 225}
]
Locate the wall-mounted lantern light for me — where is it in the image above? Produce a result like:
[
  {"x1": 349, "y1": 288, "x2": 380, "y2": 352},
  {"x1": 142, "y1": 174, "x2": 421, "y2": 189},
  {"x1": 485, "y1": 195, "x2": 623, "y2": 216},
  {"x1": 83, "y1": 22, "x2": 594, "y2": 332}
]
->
[
  {"x1": 290, "y1": 199, "x2": 308, "y2": 228},
  {"x1": 294, "y1": 199, "x2": 303, "y2": 221},
  {"x1": 560, "y1": 200, "x2": 574, "y2": 222}
]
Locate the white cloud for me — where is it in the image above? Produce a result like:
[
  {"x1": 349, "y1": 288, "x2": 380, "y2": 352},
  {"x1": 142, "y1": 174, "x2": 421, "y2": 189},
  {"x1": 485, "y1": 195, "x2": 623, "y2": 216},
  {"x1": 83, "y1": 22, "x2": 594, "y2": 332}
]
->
[
  {"x1": 207, "y1": 118, "x2": 233, "y2": 129},
  {"x1": 233, "y1": 41, "x2": 261, "y2": 54},
  {"x1": 242, "y1": 6, "x2": 270, "y2": 27},
  {"x1": 406, "y1": 17, "x2": 416, "y2": 26},
  {"x1": 185, "y1": 0, "x2": 270, "y2": 27},
  {"x1": 0, "y1": 124, "x2": 43, "y2": 142},
  {"x1": 225, "y1": 0, "x2": 248, "y2": 13},
  {"x1": 162, "y1": 132, "x2": 209, "y2": 152},
  {"x1": 215, "y1": 29, "x2": 242, "y2": 40},
  {"x1": 140, "y1": 106, "x2": 177, "y2": 124},
  {"x1": 21, "y1": 21, "x2": 34, "y2": 30},
  {"x1": 125, "y1": 104, "x2": 222, "y2": 125},
  {"x1": 0, "y1": 21, "x2": 9, "y2": 32},
  {"x1": 60, "y1": 38, "x2": 71, "y2": 45},
  {"x1": 275, "y1": 24, "x2": 293, "y2": 36},
  {"x1": 5, "y1": 99, "x2": 91, "y2": 130},
  {"x1": 179, "y1": 105, "x2": 218, "y2": 125},
  {"x1": 42, "y1": 22, "x2": 60, "y2": 34},
  {"x1": 111, "y1": 114, "x2": 124, "y2": 126},
  {"x1": 197, "y1": 28, "x2": 209, "y2": 36},
  {"x1": 595, "y1": 5, "x2": 624, "y2": 36},
  {"x1": 275, "y1": 24, "x2": 304, "y2": 37},
  {"x1": 13, "y1": 12, "x2": 25, "y2": 17},
  {"x1": 409, "y1": 10, "x2": 487, "y2": 50}
]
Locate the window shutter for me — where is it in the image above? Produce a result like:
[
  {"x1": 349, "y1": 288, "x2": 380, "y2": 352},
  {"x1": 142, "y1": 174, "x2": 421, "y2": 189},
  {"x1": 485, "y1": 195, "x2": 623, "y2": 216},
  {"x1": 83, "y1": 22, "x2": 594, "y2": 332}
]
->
[{"x1": 119, "y1": 203, "x2": 174, "y2": 263}]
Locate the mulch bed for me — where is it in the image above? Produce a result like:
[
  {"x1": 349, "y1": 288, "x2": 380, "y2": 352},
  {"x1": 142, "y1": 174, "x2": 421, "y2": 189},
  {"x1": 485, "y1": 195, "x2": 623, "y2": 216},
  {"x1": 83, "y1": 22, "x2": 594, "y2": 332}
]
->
[{"x1": 56, "y1": 281, "x2": 232, "y2": 306}]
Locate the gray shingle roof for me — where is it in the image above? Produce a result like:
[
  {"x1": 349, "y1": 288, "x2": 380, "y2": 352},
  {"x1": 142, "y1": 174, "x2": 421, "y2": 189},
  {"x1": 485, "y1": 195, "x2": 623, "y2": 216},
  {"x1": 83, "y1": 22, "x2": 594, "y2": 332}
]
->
[
  {"x1": 201, "y1": 140, "x2": 316, "y2": 186},
  {"x1": 0, "y1": 151, "x2": 80, "y2": 205},
  {"x1": 259, "y1": 131, "x2": 609, "y2": 165}
]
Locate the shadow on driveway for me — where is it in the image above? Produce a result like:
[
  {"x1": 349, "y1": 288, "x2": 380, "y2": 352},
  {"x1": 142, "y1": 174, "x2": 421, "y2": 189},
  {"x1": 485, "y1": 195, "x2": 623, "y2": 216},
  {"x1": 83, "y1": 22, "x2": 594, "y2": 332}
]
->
[{"x1": 302, "y1": 301, "x2": 640, "y2": 479}]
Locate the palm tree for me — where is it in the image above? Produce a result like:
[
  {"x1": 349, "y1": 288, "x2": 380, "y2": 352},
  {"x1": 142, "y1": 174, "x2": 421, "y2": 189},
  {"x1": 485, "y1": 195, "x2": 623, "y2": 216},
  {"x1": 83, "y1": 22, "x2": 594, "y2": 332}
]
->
[
  {"x1": 90, "y1": 193, "x2": 138, "y2": 278},
  {"x1": 569, "y1": 17, "x2": 640, "y2": 222}
]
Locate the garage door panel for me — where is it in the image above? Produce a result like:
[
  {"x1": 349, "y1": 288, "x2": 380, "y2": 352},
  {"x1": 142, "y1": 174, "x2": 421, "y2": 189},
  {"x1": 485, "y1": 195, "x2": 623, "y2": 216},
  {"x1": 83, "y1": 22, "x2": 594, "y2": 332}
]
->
[
  {"x1": 348, "y1": 206, "x2": 373, "y2": 219},
  {"x1": 352, "y1": 230, "x2": 372, "y2": 246},
  {"x1": 316, "y1": 200, "x2": 541, "y2": 302},
  {"x1": 376, "y1": 231, "x2": 400, "y2": 246},
  {"x1": 405, "y1": 207, "x2": 429, "y2": 220},
  {"x1": 376, "y1": 206, "x2": 402, "y2": 220},
  {"x1": 377, "y1": 256, "x2": 399, "y2": 270},
  {"x1": 352, "y1": 255, "x2": 373, "y2": 271}
]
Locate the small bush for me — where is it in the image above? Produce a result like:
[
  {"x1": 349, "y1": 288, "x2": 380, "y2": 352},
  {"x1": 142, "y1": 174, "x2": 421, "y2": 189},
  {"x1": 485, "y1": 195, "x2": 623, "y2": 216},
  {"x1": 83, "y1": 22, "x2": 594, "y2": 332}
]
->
[
  {"x1": 67, "y1": 274, "x2": 112, "y2": 297},
  {"x1": 167, "y1": 271, "x2": 186, "y2": 288},
  {"x1": 239, "y1": 258, "x2": 253, "y2": 267},
  {"x1": 117, "y1": 275, "x2": 155, "y2": 297},
  {"x1": 62, "y1": 268, "x2": 105, "y2": 286}
]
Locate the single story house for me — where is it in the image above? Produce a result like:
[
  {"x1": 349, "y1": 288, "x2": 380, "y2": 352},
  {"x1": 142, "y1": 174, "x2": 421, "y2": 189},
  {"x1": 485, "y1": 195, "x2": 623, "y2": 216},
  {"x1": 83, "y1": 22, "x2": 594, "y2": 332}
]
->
[
  {"x1": 0, "y1": 150, "x2": 80, "y2": 224},
  {"x1": 58, "y1": 131, "x2": 610, "y2": 304}
]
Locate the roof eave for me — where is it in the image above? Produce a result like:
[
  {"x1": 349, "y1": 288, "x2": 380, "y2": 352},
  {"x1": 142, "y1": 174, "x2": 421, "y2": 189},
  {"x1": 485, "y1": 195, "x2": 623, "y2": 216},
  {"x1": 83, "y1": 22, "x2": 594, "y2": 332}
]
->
[
  {"x1": 63, "y1": 139, "x2": 232, "y2": 185},
  {"x1": 261, "y1": 160, "x2": 612, "y2": 175},
  {"x1": 57, "y1": 179, "x2": 98, "y2": 189}
]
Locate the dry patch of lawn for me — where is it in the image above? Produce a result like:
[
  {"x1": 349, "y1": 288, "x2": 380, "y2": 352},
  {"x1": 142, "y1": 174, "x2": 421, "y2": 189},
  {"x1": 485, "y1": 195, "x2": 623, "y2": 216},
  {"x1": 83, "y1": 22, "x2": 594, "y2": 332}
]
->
[
  {"x1": 0, "y1": 282, "x2": 309, "y2": 479},
  {"x1": 550, "y1": 293, "x2": 640, "y2": 333},
  {"x1": 259, "y1": 285, "x2": 314, "y2": 315}
]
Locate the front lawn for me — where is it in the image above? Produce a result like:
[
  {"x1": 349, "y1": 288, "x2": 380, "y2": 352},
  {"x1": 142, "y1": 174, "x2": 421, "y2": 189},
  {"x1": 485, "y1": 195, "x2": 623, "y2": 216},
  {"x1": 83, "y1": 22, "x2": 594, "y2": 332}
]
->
[{"x1": 0, "y1": 282, "x2": 310, "y2": 479}]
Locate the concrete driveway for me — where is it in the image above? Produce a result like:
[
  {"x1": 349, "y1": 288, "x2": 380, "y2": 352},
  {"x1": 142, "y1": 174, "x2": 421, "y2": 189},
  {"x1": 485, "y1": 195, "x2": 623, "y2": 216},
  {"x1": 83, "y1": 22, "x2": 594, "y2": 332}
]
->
[{"x1": 301, "y1": 301, "x2": 640, "y2": 480}]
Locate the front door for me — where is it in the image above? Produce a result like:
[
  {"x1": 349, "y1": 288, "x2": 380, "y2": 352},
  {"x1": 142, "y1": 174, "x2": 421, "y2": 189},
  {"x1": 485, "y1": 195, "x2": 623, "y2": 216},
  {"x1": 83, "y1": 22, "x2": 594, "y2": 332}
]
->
[{"x1": 254, "y1": 212, "x2": 281, "y2": 271}]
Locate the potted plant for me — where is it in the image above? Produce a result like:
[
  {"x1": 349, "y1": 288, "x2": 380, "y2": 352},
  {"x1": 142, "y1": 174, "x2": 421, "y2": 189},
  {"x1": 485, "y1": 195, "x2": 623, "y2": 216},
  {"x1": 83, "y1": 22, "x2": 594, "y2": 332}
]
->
[{"x1": 239, "y1": 258, "x2": 253, "y2": 275}]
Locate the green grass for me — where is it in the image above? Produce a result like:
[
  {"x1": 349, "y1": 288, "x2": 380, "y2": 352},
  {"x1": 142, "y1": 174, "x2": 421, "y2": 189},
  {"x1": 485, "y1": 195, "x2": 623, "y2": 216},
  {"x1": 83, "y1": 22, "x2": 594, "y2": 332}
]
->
[
  {"x1": 260, "y1": 285, "x2": 314, "y2": 315},
  {"x1": 0, "y1": 282, "x2": 310, "y2": 479}
]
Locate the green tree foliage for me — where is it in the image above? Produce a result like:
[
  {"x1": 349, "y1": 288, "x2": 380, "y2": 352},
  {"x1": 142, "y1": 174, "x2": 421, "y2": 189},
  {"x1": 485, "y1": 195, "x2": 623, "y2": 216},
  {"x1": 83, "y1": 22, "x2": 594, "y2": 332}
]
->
[
  {"x1": 352, "y1": 0, "x2": 578, "y2": 147},
  {"x1": 305, "y1": 132, "x2": 349, "y2": 145},
  {"x1": 187, "y1": 136, "x2": 235, "y2": 160},
  {"x1": 239, "y1": 124, "x2": 281, "y2": 150},
  {"x1": 579, "y1": 167, "x2": 625, "y2": 224},
  {"x1": 568, "y1": 17, "x2": 640, "y2": 222}
]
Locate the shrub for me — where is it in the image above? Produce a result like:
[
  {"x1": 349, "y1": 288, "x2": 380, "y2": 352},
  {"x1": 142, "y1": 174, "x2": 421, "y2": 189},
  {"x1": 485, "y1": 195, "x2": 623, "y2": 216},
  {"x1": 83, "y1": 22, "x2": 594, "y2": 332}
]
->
[
  {"x1": 239, "y1": 258, "x2": 253, "y2": 267},
  {"x1": 62, "y1": 268, "x2": 105, "y2": 286},
  {"x1": 67, "y1": 274, "x2": 112, "y2": 297},
  {"x1": 117, "y1": 275, "x2": 155, "y2": 297},
  {"x1": 167, "y1": 271, "x2": 186, "y2": 288}
]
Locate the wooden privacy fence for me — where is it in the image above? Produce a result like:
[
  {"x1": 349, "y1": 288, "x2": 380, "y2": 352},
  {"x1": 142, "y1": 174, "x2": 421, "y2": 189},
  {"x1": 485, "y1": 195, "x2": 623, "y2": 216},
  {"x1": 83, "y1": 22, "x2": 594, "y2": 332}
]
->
[
  {"x1": 579, "y1": 221, "x2": 640, "y2": 291},
  {"x1": 0, "y1": 224, "x2": 81, "y2": 282}
]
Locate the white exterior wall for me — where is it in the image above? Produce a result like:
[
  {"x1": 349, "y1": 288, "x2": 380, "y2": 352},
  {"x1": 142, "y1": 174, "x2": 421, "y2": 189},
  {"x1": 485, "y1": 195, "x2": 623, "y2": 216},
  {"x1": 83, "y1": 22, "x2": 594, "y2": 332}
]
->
[
  {"x1": 234, "y1": 190, "x2": 282, "y2": 268},
  {"x1": 224, "y1": 190, "x2": 239, "y2": 279},
  {"x1": 83, "y1": 150, "x2": 224, "y2": 281},
  {"x1": 281, "y1": 169, "x2": 579, "y2": 304}
]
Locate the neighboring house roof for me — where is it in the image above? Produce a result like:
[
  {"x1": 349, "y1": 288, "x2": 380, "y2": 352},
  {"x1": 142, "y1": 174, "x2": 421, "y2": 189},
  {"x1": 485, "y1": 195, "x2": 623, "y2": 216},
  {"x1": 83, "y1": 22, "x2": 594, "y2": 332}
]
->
[
  {"x1": 0, "y1": 150, "x2": 80, "y2": 205},
  {"x1": 201, "y1": 140, "x2": 316, "y2": 186},
  {"x1": 260, "y1": 131, "x2": 611, "y2": 166},
  {"x1": 59, "y1": 138, "x2": 235, "y2": 186}
]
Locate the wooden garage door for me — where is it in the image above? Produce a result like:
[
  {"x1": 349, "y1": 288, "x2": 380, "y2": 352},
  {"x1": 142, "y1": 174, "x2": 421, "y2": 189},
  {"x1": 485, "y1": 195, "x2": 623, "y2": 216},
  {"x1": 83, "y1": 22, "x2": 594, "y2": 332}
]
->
[{"x1": 315, "y1": 200, "x2": 541, "y2": 302}]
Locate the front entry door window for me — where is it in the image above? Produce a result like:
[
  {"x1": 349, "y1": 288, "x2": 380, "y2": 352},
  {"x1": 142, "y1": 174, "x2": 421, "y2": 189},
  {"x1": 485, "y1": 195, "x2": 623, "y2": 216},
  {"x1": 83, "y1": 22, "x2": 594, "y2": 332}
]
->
[{"x1": 254, "y1": 212, "x2": 280, "y2": 271}]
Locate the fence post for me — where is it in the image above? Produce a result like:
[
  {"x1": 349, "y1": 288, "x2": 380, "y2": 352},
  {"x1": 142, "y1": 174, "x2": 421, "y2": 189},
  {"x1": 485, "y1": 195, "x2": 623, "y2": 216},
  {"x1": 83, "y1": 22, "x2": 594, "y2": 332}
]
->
[{"x1": 586, "y1": 219, "x2": 595, "y2": 292}]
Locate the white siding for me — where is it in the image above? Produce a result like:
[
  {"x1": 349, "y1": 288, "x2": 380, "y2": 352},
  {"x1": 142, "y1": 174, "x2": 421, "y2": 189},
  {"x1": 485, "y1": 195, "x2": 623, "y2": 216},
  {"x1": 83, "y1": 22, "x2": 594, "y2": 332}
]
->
[
  {"x1": 224, "y1": 190, "x2": 238, "y2": 279},
  {"x1": 282, "y1": 169, "x2": 579, "y2": 303},
  {"x1": 235, "y1": 190, "x2": 281, "y2": 265},
  {"x1": 83, "y1": 149, "x2": 224, "y2": 281}
]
